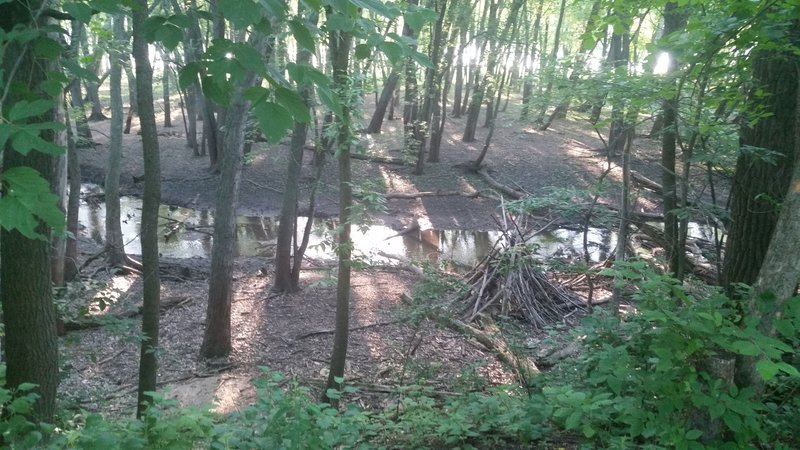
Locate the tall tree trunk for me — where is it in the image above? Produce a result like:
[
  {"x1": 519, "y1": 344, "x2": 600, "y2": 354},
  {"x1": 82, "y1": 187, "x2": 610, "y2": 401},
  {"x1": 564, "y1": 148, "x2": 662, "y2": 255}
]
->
[
  {"x1": 403, "y1": 0, "x2": 420, "y2": 151},
  {"x1": 162, "y1": 50, "x2": 172, "y2": 127},
  {"x1": 0, "y1": 1, "x2": 60, "y2": 422},
  {"x1": 202, "y1": 34, "x2": 267, "y2": 357},
  {"x1": 414, "y1": 0, "x2": 447, "y2": 175},
  {"x1": 322, "y1": 25, "x2": 354, "y2": 408},
  {"x1": 274, "y1": 12, "x2": 315, "y2": 293},
  {"x1": 132, "y1": 0, "x2": 163, "y2": 417},
  {"x1": 661, "y1": 2, "x2": 688, "y2": 278},
  {"x1": 107, "y1": 14, "x2": 129, "y2": 269},
  {"x1": 366, "y1": 71, "x2": 399, "y2": 134},
  {"x1": 722, "y1": 23, "x2": 799, "y2": 293},
  {"x1": 65, "y1": 110, "x2": 81, "y2": 282},
  {"x1": 535, "y1": 0, "x2": 567, "y2": 123},
  {"x1": 67, "y1": 20, "x2": 94, "y2": 145}
]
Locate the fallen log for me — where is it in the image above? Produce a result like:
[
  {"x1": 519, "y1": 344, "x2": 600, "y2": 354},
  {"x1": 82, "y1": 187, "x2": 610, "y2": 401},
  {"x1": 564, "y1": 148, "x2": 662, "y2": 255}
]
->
[
  {"x1": 63, "y1": 295, "x2": 191, "y2": 331},
  {"x1": 350, "y1": 153, "x2": 407, "y2": 165},
  {"x1": 476, "y1": 168, "x2": 527, "y2": 199},
  {"x1": 400, "y1": 293, "x2": 539, "y2": 380},
  {"x1": 383, "y1": 190, "x2": 480, "y2": 199}
]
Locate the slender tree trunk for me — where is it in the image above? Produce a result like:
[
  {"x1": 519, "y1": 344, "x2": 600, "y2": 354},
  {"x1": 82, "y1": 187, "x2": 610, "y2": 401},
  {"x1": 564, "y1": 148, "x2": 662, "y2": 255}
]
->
[
  {"x1": 403, "y1": 0, "x2": 420, "y2": 151},
  {"x1": 67, "y1": 20, "x2": 94, "y2": 145},
  {"x1": 611, "y1": 133, "x2": 633, "y2": 312},
  {"x1": 322, "y1": 26, "x2": 354, "y2": 408},
  {"x1": 162, "y1": 51, "x2": 172, "y2": 127},
  {"x1": 107, "y1": 14, "x2": 128, "y2": 268},
  {"x1": 414, "y1": 0, "x2": 447, "y2": 175},
  {"x1": 65, "y1": 110, "x2": 81, "y2": 282},
  {"x1": 0, "y1": 1, "x2": 60, "y2": 421},
  {"x1": 661, "y1": 2, "x2": 688, "y2": 278},
  {"x1": 274, "y1": 14, "x2": 316, "y2": 293},
  {"x1": 535, "y1": 0, "x2": 567, "y2": 123},
  {"x1": 132, "y1": 0, "x2": 163, "y2": 417}
]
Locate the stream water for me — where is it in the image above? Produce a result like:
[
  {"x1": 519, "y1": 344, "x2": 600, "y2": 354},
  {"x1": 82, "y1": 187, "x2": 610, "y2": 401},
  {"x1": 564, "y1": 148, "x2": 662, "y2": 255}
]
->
[{"x1": 79, "y1": 191, "x2": 627, "y2": 267}]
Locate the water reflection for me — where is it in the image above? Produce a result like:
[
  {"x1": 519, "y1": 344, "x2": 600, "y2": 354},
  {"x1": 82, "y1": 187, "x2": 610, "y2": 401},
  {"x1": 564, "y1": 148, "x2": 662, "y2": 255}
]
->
[{"x1": 78, "y1": 194, "x2": 642, "y2": 266}]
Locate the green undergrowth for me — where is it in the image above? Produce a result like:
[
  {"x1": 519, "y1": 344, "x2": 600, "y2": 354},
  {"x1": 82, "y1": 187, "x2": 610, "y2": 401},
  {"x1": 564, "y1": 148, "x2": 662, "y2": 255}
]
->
[{"x1": 2, "y1": 262, "x2": 798, "y2": 449}]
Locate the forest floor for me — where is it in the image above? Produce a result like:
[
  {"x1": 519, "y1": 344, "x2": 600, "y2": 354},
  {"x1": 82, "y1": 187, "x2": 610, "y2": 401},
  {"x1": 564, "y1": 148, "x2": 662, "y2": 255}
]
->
[{"x1": 63, "y1": 101, "x2": 727, "y2": 416}]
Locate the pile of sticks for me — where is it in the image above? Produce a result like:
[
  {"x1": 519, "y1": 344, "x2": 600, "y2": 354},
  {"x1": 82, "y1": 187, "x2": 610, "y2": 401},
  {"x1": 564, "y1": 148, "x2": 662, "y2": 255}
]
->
[{"x1": 458, "y1": 213, "x2": 586, "y2": 330}]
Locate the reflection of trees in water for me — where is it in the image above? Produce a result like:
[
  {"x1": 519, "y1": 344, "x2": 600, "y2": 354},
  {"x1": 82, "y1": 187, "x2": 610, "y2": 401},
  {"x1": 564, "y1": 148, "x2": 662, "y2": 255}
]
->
[{"x1": 88, "y1": 204, "x2": 104, "y2": 245}]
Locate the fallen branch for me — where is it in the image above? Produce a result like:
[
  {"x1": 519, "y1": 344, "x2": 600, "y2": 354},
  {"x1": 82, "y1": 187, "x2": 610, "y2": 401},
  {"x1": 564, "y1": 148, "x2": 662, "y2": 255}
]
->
[
  {"x1": 295, "y1": 319, "x2": 402, "y2": 340},
  {"x1": 476, "y1": 168, "x2": 527, "y2": 199},
  {"x1": 63, "y1": 295, "x2": 192, "y2": 331},
  {"x1": 384, "y1": 190, "x2": 480, "y2": 199},
  {"x1": 400, "y1": 293, "x2": 539, "y2": 381},
  {"x1": 350, "y1": 153, "x2": 407, "y2": 165}
]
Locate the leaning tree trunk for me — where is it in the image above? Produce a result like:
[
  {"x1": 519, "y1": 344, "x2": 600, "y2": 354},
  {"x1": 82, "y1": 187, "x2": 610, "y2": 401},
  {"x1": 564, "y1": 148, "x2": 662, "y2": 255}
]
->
[
  {"x1": 132, "y1": 0, "x2": 163, "y2": 417},
  {"x1": 0, "y1": 1, "x2": 61, "y2": 422},
  {"x1": 366, "y1": 71, "x2": 399, "y2": 134}
]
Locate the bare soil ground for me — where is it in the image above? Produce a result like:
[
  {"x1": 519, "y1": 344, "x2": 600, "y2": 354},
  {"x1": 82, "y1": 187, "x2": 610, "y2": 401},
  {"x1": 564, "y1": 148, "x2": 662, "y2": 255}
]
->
[{"x1": 63, "y1": 102, "x2": 723, "y2": 415}]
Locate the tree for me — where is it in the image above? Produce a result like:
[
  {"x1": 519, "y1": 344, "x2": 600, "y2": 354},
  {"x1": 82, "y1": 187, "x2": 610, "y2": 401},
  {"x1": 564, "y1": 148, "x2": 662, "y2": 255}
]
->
[
  {"x1": 202, "y1": 34, "x2": 269, "y2": 358},
  {"x1": 323, "y1": 21, "x2": 354, "y2": 407},
  {"x1": 131, "y1": 0, "x2": 163, "y2": 417},
  {"x1": 274, "y1": 12, "x2": 316, "y2": 293},
  {"x1": 660, "y1": 2, "x2": 689, "y2": 279},
  {"x1": 0, "y1": 0, "x2": 67, "y2": 422},
  {"x1": 722, "y1": 20, "x2": 799, "y2": 293},
  {"x1": 106, "y1": 13, "x2": 134, "y2": 270}
]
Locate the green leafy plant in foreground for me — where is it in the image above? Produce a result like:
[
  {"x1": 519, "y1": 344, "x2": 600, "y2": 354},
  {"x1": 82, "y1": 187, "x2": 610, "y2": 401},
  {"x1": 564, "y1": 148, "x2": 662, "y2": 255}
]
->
[{"x1": 543, "y1": 260, "x2": 799, "y2": 449}]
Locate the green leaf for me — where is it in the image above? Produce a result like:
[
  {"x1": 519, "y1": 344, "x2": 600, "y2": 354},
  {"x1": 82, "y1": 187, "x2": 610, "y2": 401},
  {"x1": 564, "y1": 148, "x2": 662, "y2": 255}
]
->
[
  {"x1": 0, "y1": 167, "x2": 65, "y2": 238},
  {"x1": 34, "y1": 37, "x2": 63, "y2": 58},
  {"x1": 777, "y1": 362, "x2": 800, "y2": 377},
  {"x1": 685, "y1": 429, "x2": 703, "y2": 440},
  {"x1": 142, "y1": 16, "x2": 167, "y2": 43},
  {"x1": 219, "y1": 0, "x2": 261, "y2": 28},
  {"x1": 63, "y1": 2, "x2": 93, "y2": 23},
  {"x1": 244, "y1": 86, "x2": 269, "y2": 103},
  {"x1": 354, "y1": 43, "x2": 371, "y2": 59},
  {"x1": 756, "y1": 359, "x2": 780, "y2": 380},
  {"x1": 379, "y1": 41, "x2": 403, "y2": 65},
  {"x1": 324, "y1": 14, "x2": 356, "y2": 32},
  {"x1": 403, "y1": 7, "x2": 438, "y2": 32},
  {"x1": 179, "y1": 62, "x2": 200, "y2": 90},
  {"x1": 233, "y1": 43, "x2": 267, "y2": 74},
  {"x1": 155, "y1": 24, "x2": 183, "y2": 50},
  {"x1": 410, "y1": 50, "x2": 433, "y2": 69},
  {"x1": 252, "y1": 101, "x2": 293, "y2": 143},
  {"x1": 275, "y1": 86, "x2": 310, "y2": 123},
  {"x1": 288, "y1": 18, "x2": 316, "y2": 52},
  {"x1": 315, "y1": 84, "x2": 341, "y2": 116},
  {"x1": 351, "y1": 0, "x2": 400, "y2": 19},
  {"x1": 200, "y1": 75, "x2": 230, "y2": 106},
  {"x1": 10, "y1": 128, "x2": 64, "y2": 156},
  {"x1": 730, "y1": 340, "x2": 759, "y2": 356},
  {"x1": 8, "y1": 100, "x2": 54, "y2": 122},
  {"x1": 62, "y1": 59, "x2": 99, "y2": 82}
]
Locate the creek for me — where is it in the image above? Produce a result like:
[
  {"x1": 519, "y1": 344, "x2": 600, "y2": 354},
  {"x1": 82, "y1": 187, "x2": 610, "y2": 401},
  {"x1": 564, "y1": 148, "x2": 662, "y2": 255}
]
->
[{"x1": 79, "y1": 191, "x2": 629, "y2": 267}]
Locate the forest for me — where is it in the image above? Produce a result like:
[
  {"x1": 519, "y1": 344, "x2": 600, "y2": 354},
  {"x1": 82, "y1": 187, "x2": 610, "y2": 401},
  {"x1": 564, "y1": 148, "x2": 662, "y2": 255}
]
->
[{"x1": 0, "y1": 0, "x2": 799, "y2": 447}]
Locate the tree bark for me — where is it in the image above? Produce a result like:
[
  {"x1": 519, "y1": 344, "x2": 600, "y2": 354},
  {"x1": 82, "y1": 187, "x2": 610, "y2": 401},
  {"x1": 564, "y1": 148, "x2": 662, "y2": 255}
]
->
[
  {"x1": 107, "y1": 14, "x2": 129, "y2": 268},
  {"x1": 162, "y1": 50, "x2": 172, "y2": 127},
  {"x1": 132, "y1": 0, "x2": 163, "y2": 417},
  {"x1": 661, "y1": 2, "x2": 688, "y2": 278},
  {"x1": 65, "y1": 109, "x2": 82, "y2": 282},
  {"x1": 322, "y1": 25, "x2": 353, "y2": 407},
  {"x1": 202, "y1": 35, "x2": 266, "y2": 356},
  {"x1": 0, "y1": 1, "x2": 60, "y2": 422},
  {"x1": 366, "y1": 71, "x2": 399, "y2": 134},
  {"x1": 722, "y1": 24, "x2": 799, "y2": 293}
]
